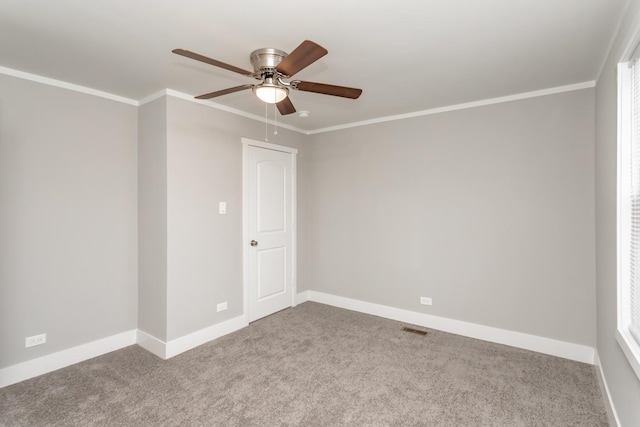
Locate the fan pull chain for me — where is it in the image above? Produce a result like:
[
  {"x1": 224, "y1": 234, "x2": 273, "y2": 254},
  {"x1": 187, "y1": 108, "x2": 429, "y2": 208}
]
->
[
  {"x1": 264, "y1": 102, "x2": 268, "y2": 142},
  {"x1": 273, "y1": 103, "x2": 278, "y2": 136}
]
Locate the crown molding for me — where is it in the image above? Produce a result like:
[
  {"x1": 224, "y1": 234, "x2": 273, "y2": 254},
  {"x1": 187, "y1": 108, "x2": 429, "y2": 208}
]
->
[
  {"x1": 0, "y1": 66, "x2": 138, "y2": 106},
  {"x1": 1, "y1": 65, "x2": 594, "y2": 135},
  {"x1": 308, "y1": 81, "x2": 596, "y2": 135}
]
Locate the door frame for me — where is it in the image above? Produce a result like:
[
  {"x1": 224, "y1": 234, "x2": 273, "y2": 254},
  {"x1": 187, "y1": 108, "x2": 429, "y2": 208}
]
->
[{"x1": 241, "y1": 137, "x2": 297, "y2": 324}]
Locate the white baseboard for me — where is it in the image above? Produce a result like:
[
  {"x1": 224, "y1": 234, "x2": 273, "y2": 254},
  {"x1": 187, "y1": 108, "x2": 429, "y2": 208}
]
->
[
  {"x1": 137, "y1": 315, "x2": 247, "y2": 360},
  {"x1": 295, "y1": 290, "x2": 310, "y2": 305},
  {"x1": 0, "y1": 330, "x2": 137, "y2": 388},
  {"x1": 136, "y1": 330, "x2": 168, "y2": 359},
  {"x1": 1, "y1": 294, "x2": 597, "y2": 388},
  {"x1": 595, "y1": 350, "x2": 621, "y2": 427},
  {"x1": 165, "y1": 315, "x2": 246, "y2": 358},
  {"x1": 304, "y1": 290, "x2": 595, "y2": 364},
  {"x1": 2, "y1": 315, "x2": 248, "y2": 388}
]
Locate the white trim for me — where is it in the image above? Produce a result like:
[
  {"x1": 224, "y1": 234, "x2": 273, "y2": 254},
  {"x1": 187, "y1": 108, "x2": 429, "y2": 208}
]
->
[
  {"x1": 615, "y1": 329, "x2": 640, "y2": 379},
  {"x1": 138, "y1": 315, "x2": 247, "y2": 360},
  {"x1": 291, "y1": 148, "x2": 298, "y2": 310},
  {"x1": 136, "y1": 330, "x2": 168, "y2": 359},
  {"x1": 0, "y1": 330, "x2": 137, "y2": 388},
  {"x1": 595, "y1": 351, "x2": 621, "y2": 427},
  {"x1": 296, "y1": 290, "x2": 311, "y2": 305},
  {"x1": 241, "y1": 138, "x2": 298, "y2": 155},
  {"x1": 165, "y1": 316, "x2": 246, "y2": 358},
  {"x1": 0, "y1": 65, "x2": 138, "y2": 106},
  {"x1": 0, "y1": 65, "x2": 595, "y2": 135},
  {"x1": 1, "y1": 316, "x2": 248, "y2": 388},
  {"x1": 241, "y1": 138, "x2": 298, "y2": 325},
  {"x1": 242, "y1": 142, "x2": 250, "y2": 327},
  {"x1": 615, "y1": 55, "x2": 640, "y2": 381},
  {"x1": 308, "y1": 81, "x2": 596, "y2": 135},
  {"x1": 0, "y1": 297, "x2": 597, "y2": 389},
  {"x1": 303, "y1": 291, "x2": 595, "y2": 364},
  {"x1": 138, "y1": 89, "x2": 169, "y2": 106}
]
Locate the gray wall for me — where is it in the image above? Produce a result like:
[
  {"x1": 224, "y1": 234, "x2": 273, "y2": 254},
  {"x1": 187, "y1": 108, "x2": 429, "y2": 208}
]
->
[
  {"x1": 138, "y1": 97, "x2": 168, "y2": 341},
  {"x1": 595, "y1": 0, "x2": 640, "y2": 425},
  {"x1": 7, "y1": 52, "x2": 637, "y2": 423},
  {"x1": 0, "y1": 75, "x2": 309, "y2": 365},
  {"x1": 0, "y1": 74, "x2": 138, "y2": 368},
  {"x1": 307, "y1": 89, "x2": 596, "y2": 346},
  {"x1": 139, "y1": 95, "x2": 308, "y2": 342}
]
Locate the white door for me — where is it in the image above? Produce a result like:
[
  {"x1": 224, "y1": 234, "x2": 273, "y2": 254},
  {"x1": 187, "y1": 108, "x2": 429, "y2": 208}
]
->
[{"x1": 243, "y1": 140, "x2": 296, "y2": 323}]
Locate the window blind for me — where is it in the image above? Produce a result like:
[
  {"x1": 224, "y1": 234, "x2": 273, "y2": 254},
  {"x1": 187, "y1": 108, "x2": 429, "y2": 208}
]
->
[{"x1": 630, "y1": 57, "x2": 640, "y2": 345}]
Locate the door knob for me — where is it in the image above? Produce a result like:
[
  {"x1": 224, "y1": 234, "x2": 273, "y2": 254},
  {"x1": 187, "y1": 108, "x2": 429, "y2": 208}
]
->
[{"x1": 250, "y1": 240, "x2": 258, "y2": 247}]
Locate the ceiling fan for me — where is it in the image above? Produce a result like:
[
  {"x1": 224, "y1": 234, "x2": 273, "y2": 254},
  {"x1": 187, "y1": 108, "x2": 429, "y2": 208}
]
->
[{"x1": 172, "y1": 40, "x2": 362, "y2": 115}]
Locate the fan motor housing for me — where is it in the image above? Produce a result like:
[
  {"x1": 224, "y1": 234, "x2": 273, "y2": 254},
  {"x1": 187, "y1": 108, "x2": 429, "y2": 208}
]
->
[{"x1": 250, "y1": 48, "x2": 287, "y2": 74}]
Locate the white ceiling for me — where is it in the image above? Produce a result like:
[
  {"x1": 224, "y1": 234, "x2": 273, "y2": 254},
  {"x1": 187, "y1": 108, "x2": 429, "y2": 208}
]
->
[{"x1": 0, "y1": 0, "x2": 629, "y2": 132}]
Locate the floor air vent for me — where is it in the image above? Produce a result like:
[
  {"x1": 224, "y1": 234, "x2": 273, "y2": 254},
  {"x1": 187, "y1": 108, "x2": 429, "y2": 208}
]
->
[{"x1": 402, "y1": 327, "x2": 428, "y2": 336}]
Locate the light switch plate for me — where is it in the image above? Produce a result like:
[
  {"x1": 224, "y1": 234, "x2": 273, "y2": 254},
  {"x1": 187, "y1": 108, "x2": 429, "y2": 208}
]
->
[{"x1": 219, "y1": 202, "x2": 227, "y2": 215}]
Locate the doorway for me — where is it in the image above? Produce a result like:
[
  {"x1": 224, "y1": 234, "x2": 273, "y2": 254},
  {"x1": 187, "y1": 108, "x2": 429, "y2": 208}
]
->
[{"x1": 242, "y1": 138, "x2": 297, "y2": 323}]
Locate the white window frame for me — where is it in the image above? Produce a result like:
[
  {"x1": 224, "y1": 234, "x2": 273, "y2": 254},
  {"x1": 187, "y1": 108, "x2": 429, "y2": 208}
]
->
[{"x1": 617, "y1": 48, "x2": 640, "y2": 382}]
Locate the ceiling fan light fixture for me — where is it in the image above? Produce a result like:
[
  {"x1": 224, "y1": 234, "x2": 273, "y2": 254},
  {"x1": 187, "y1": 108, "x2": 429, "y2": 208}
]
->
[{"x1": 253, "y1": 79, "x2": 288, "y2": 104}]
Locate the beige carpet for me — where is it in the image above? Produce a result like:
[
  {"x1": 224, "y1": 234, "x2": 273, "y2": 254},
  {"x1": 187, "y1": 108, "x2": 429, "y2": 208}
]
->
[{"x1": 0, "y1": 302, "x2": 607, "y2": 426}]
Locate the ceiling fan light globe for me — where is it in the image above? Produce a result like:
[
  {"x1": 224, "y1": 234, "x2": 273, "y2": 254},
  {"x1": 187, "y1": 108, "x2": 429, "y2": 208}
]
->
[{"x1": 254, "y1": 84, "x2": 288, "y2": 104}]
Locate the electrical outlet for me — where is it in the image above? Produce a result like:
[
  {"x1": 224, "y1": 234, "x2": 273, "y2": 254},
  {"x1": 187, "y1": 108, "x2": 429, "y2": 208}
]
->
[
  {"x1": 420, "y1": 297, "x2": 432, "y2": 306},
  {"x1": 217, "y1": 302, "x2": 228, "y2": 312},
  {"x1": 25, "y1": 333, "x2": 46, "y2": 348}
]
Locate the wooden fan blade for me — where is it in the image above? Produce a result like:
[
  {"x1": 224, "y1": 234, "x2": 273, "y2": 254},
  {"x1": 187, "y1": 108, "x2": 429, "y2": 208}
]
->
[
  {"x1": 277, "y1": 97, "x2": 296, "y2": 115},
  {"x1": 195, "y1": 84, "x2": 254, "y2": 99},
  {"x1": 276, "y1": 40, "x2": 328, "y2": 77},
  {"x1": 172, "y1": 49, "x2": 254, "y2": 76},
  {"x1": 294, "y1": 81, "x2": 362, "y2": 99}
]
